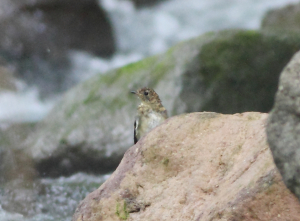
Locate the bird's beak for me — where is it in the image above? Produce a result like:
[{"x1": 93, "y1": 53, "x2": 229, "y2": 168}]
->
[{"x1": 131, "y1": 91, "x2": 136, "y2": 94}]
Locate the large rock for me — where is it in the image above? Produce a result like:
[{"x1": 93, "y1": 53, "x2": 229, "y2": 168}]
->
[
  {"x1": 0, "y1": 0, "x2": 115, "y2": 96},
  {"x1": 72, "y1": 112, "x2": 300, "y2": 221},
  {"x1": 261, "y1": 2, "x2": 300, "y2": 32},
  {"x1": 25, "y1": 30, "x2": 300, "y2": 177},
  {"x1": 267, "y1": 50, "x2": 300, "y2": 201}
]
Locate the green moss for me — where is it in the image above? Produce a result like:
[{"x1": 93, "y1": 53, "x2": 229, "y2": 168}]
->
[
  {"x1": 150, "y1": 61, "x2": 171, "y2": 85},
  {"x1": 265, "y1": 184, "x2": 275, "y2": 195},
  {"x1": 197, "y1": 112, "x2": 219, "y2": 120},
  {"x1": 116, "y1": 201, "x2": 129, "y2": 220},
  {"x1": 99, "y1": 51, "x2": 172, "y2": 91},
  {"x1": 162, "y1": 158, "x2": 169, "y2": 166},
  {"x1": 248, "y1": 180, "x2": 255, "y2": 188},
  {"x1": 65, "y1": 103, "x2": 80, "y2": 118},
  {"x1": 83, "y1": 90, "x2": 101, "y2": 105},
  {"x1": 196, "y1": 30, "x2": 300, "y2": 113},
  {"x1": 100, "y1": 56, "x2": 157, "y2": 87},
  {"x1": 143, "y1": 147, "x2": 158, "y2": 164},
  {"x1": 59, "y1": 138, "x2": 68, "y2": 145},
  {"x1": 199, "y1": 30, "x2": 263, "y2": 87},
  {"x1": 119, "y1": 56, "x2": 156, "y2": 76},
  {"x1": 232, "y1": 144, "x2": 243, "y2": 155},
  {"x1": 246, "y1": 113, "x2": 261, "y2": 121}
]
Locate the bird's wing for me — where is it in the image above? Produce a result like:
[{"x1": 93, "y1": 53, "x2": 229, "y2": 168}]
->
[
  {"x1": 134, "y1": 117, "x2": 139, "y2": 144},
  {"x1": 161, "y1": 109, "x2": 168, "y2": 119}
]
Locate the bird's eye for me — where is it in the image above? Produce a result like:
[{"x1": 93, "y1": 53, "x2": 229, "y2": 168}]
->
[{"x1": 144, "y1": 91, "x2": 149, "y2": 96}]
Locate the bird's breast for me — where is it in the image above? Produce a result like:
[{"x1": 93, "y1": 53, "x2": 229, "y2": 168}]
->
[
  {"x1": 146, "y1": 112, "x2": 166, "y2": 129},
  {"x1": 139, "y1": 111, "x2": 166, "y2": 136}
]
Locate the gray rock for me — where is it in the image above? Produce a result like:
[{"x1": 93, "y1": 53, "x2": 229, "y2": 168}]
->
[
  {"x1": 25, "y1": 30, "x2": 300, "y2": 177},
  {"x1": 267, "y1": 50, "x2": 300, "y2": 200},
  {"x1": 0, "y1": 123, "x2": 39, "y2": 216},
  {"x1": 261, "y1": 2, "x2": 300, "y2": 32},
  {"x1": 131, "y1": 0, "x2": 167, "y2": 8},
  {"x1": 0, "y1": 123, "x2": 37, "y2": 184},
  {"x1": 0, "y1": 0, "x2": 115, "y2": 97}
]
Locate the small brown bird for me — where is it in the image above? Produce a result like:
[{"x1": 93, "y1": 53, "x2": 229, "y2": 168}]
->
[{"x1": 131, "y1": 87, "x2": 168, "y2": 144}]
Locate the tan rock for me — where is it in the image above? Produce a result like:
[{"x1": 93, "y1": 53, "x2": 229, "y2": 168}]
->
[{"x1": 72, "y1": 112, "x2": 300, "y2": 221}]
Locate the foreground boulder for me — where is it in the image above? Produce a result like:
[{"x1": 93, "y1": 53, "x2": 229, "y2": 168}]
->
[
  {"x1": 25, "y1": 30, "x2": 300, "y2": 177},
  {"x1": 267, "y1": 50, "x2": 300, "y2": 201},
  {"x1": 73, "y1": 112, "x2": 300, "y2": 221}
]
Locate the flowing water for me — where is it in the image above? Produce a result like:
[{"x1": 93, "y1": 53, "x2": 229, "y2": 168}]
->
[
  {"x1": 0, "y1": 0, "x2": 298, "y2": 220},
  {"x1": 0, "y1": 173, "x2": 110, "y2": 221}
]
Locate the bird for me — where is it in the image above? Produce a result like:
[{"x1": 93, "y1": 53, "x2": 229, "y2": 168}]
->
[{"x1": 131, "y1": 87, "x2": 168, "y2": 144}]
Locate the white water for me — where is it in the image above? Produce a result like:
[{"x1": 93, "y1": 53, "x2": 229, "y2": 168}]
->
[
  {"x1": 99, "y1": 0, "x2": 299, "y2": 54},
  {"x1": 0, "y1": 173, "x2": 111, "y2": 221},
  {"x1": 0, "y1": 88, "x2": 54, "y2": 124},
  {"x1": 0, "y1": 0, "x2": 298, "y2": 125}
]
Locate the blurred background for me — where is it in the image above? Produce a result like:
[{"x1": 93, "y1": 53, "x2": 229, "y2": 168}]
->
[
  {"x1": 0, "y1": 0, "x2": 298, "y2": 125},
  {"x1": 0, "y1": 0, "x2": 299, "y2": 220}
]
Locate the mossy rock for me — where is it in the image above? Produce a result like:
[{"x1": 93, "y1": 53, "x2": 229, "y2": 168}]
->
[
  {"x1": 25, "y1": 29, "x2": 300, "y2": 177},
  {"x1": 190, "y1": 30, "x2": 300, "y2": 113}
]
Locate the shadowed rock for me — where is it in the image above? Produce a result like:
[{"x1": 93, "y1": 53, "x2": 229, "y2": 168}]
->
[
  {"x1": 267, "y1": 50, "x2": 300, "y2": 201},
  {"x1": 0, "y1": 0, "x2": 115, "y2": 97}
]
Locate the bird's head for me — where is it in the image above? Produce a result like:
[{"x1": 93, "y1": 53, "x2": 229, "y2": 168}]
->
[{"x1": 131, "y1": 87, "x2": 161, "y2": 105}]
